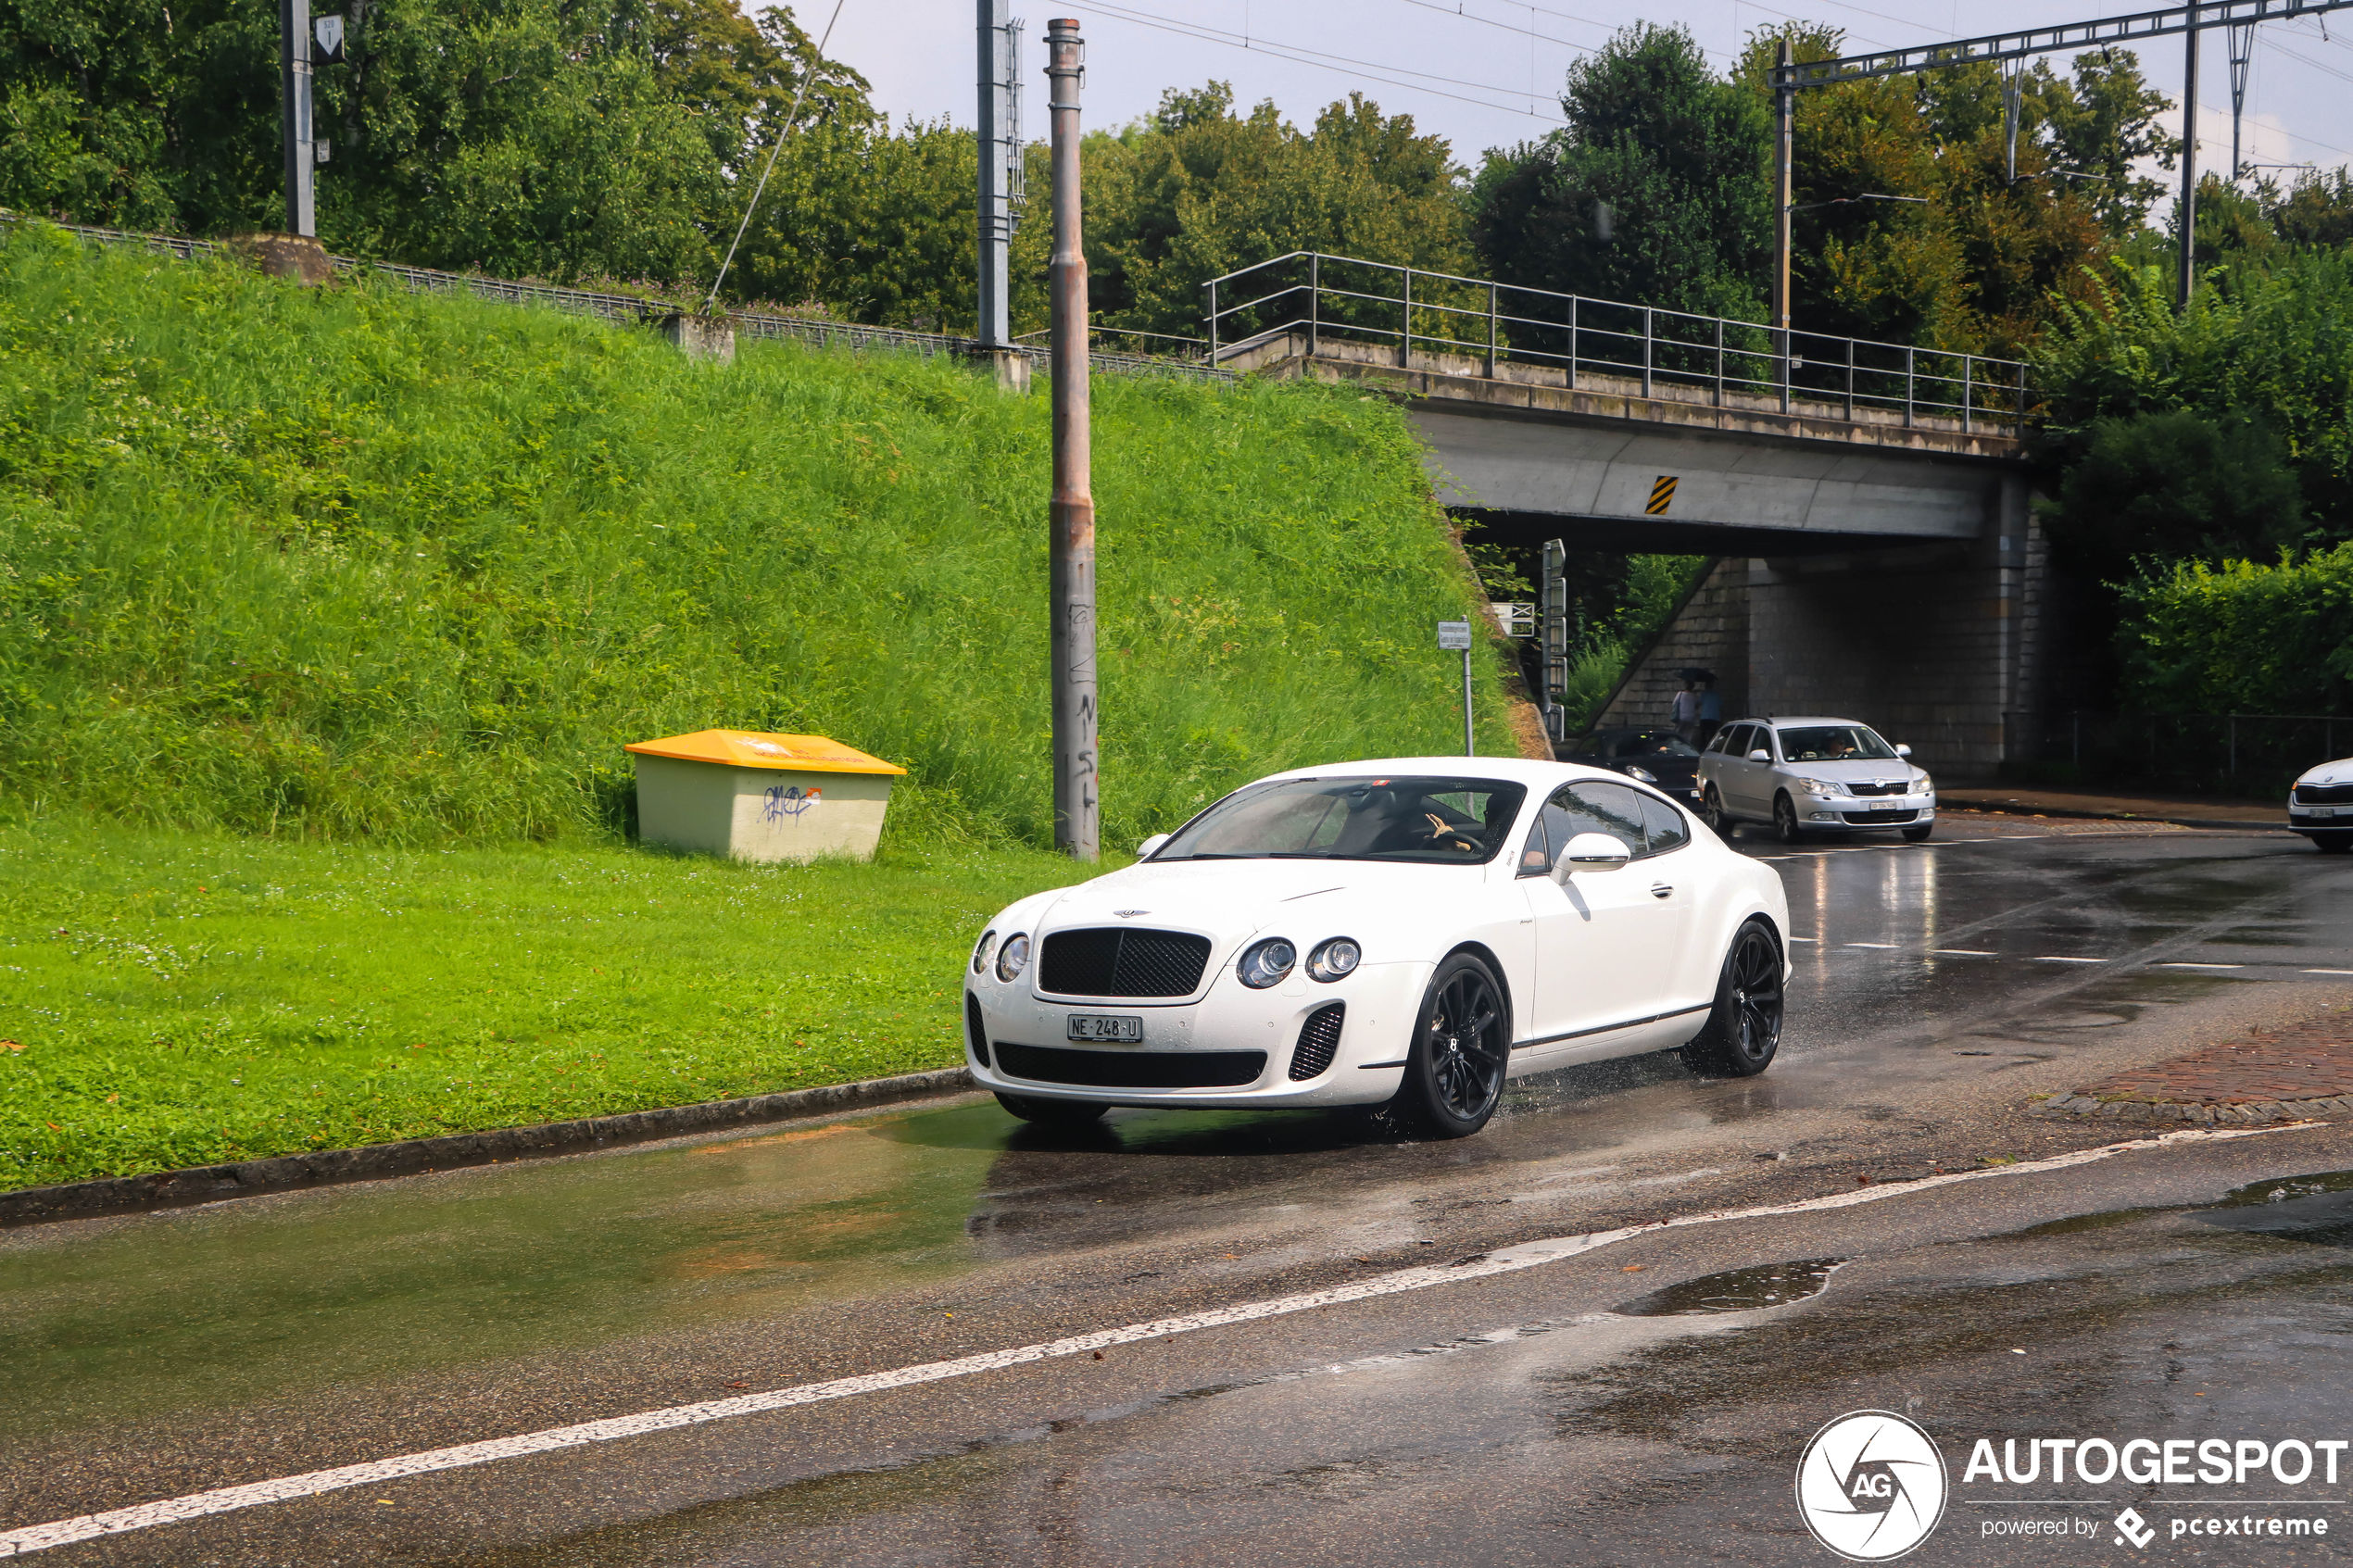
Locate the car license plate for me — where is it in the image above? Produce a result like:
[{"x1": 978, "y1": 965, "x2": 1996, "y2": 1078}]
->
[
  {"x1": 1067, "y1": 1013, "x2": 1143, "y2": 1044},
  {"x1": 2314, "y1": 808, "x2": 2338, "y2": 820}
]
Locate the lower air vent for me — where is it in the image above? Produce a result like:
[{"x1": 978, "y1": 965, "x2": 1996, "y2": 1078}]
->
[
  {"x1": 1841, "y1": 808, "x2": 1919, "y2": 824},
  {"x1": 993, "y1": 1042, "x2": 1266, "y2": 1089},
  {"x1": 964, "y1": 993, "x2": 990, "y2": 1069},
  {"x1": 1290, "y1": 1003, "x2": 1345, "y2": 1081}
]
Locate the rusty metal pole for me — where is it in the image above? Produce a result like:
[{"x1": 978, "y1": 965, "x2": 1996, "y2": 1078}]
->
[
  {"x1": 2179, "y1": 12, "x2": 2201, "y2": 310},
  {"x1": 1045, "y1": 19, "x2": 1098, "y2": 860}
]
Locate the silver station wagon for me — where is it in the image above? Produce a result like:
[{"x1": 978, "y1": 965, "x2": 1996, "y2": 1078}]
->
[{"x1": 1697, "y1": 715, "x2": 1936, "y2": 845}]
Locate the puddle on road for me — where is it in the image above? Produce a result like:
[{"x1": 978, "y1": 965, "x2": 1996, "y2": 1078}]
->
[
  {"x1": 1614, "y1": 1258, "x2": 1845, "y2": 1316},
  {"x1": 2197, "y1": 1168, "x2": 2353, "y2": 1248}
]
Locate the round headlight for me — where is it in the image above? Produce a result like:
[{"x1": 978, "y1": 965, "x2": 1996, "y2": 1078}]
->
[
  {"x1": 1237, "y1": 937, "x2": 1296, "y2": 989},
  {"x1": 1306, "y1": 937, "x2": 1361, "y2": 982},
  {"x1": 995, "y1": 933, "x2": 1031, "y2": 983},
  {"x1": 971, "y1": 930, "x2": 998, "y2": 974}
]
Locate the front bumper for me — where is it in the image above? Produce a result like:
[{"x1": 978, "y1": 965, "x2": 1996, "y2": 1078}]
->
[
  {"x1": 964, "y1": 960, "x2": 1432, "y2": 1110},
  {"x1": 1796, "y1": 795, "x2": 1936, "y2": 829},
  {"x1": 2289, "y1": 803, "x2": 2350, "y2": 834}
]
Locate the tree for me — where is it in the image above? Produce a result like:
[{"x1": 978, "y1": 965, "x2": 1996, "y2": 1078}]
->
[
  {"x1": 1076, "y1": 82, "x2": 1475, "y2": 344},
  {"x1": 1470, "y1": 24, "x2": 1770, "y2": 324}
]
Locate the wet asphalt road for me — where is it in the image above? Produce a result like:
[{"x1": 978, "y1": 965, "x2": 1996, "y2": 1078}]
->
[{"x1": 8, "y1": 814, "x2": 2353, "y2": 1566}]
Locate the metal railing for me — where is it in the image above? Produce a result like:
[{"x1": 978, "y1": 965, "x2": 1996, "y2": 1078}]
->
[
  {"x1": 3, "y1": 213, "x2": 1233, "y2": 383},
  {"x1": 1202, "y1": 250, "x2": 2037, "y2": 431},
  {"x1": 2006, "y1": 709, "x2": 2350, "y2": 794}
]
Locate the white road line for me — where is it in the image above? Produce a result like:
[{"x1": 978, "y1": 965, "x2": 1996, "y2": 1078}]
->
[
  {"x1": 2034, "y1": 956, "x2": 2107, "y2": 964},
  {"x1": 0, "y1": 1125, "x2": 2311, "y2": 1559},
  {"x1": 2304, "y1": 969, "x2": 2353, "y2": 976},
  {"x1": 1931, "y1": 949, "x2": 1996, "y2": 957},
  {"x1": 1788, "y1": 935, "x2": 1818, "y2": 943},
  {"x1": 2159, "y1": 961, "x2": 2246, "y2": 971},
  {"x1": 1845, "y1": 942, "x2": 1899, "y2": 949}
]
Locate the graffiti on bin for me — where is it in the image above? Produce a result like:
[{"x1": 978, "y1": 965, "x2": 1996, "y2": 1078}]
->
[{"x1": 763, "y1": 784, "x2": 823, "y2": 823}]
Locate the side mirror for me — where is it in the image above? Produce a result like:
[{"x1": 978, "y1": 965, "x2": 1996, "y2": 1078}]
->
[
  {"x1": 1136, "y1": 834, "x2": 1170, "y2": 859},
  {"x1": 1894, "y1": 744, "x2": 1912, "y2": 758},
  {"x1": 1747, "y1": 748, "x2": 1772, "y2": 763},
  {"x1": 1562, "y1": 832, "x2": 1630, "y2": 872}
]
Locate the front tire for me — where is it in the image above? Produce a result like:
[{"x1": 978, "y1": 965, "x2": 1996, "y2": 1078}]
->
[
  {"x1": 1902, "y1": 822, "x2": 1934, "y2": 842},
  {"x1": 2314, "y1": 833, "x2": 2353, "y2": 855},
  {"x1": 1683, "y1": 919, "x2": 1784, "y2": 1077},
  {"x1": 1773, "y1": 793, "x2": 1806, "y2": 846},
  {"x1": 1704, "y1": 785, "x2": 1734, "y2": 836},
  {"x1": 1389, "y1": 952, "x2": 1510, "y2": 1138},
  {"x1": 994, "y1": 1091, "x2": 1107, "y2": 1127}
]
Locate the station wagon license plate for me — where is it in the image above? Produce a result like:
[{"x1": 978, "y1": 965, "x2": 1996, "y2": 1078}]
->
[
  {"x1": 1067, "y1": 1013, "x2": 1144, "y2": 1044},
  {"x1": 2314, "y1": 808, "x2": 2338, "y2": 820}
]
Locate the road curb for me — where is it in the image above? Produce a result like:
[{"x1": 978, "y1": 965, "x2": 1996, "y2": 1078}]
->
[
  {"x1": 0, "y1": 1066, "x2": 979, "y2": 1229},
  {"x1": 1942, "y1": 796, "x2": 2288, "y2": 834},
  {"x1": 2030, "y1": 1091, "x2": 2349, "y2": 1126}
]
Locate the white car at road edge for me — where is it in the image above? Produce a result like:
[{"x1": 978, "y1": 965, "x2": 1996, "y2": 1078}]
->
[
  {"x1": 1697, "y1": 715, "x2": 1937, "y2": 846},
  {"x1": 963, "y1": 757, "x2": 1792, "y2": 1139},
  {"x1": 2289, "y1": 756, "x2": 2353, "y2": 853}
]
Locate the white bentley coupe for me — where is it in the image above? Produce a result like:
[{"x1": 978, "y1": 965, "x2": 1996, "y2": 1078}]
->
[{"x1": 963, "y1": 758, "x2": 1792, "y2": 1138}]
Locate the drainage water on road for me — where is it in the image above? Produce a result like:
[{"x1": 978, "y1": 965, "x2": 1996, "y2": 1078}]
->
[{"x1": 1613, "y1": 1257, "x2": 1845, "y2": 1316}]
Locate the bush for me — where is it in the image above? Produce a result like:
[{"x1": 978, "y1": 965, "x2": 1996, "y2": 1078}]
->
[{"x1": 2117, "y1": 546, "x2": 2353, "y2": 714}]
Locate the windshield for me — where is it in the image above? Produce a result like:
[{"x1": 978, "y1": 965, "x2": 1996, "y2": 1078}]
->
[
  {"x1": 1605, "y1": 731, "x2": 1701, "y2": 759},
  {"x1": 1776, "y1": 724, "x2": 1898, "y2": 763},
  {"x1": 1153, "y1": 776, "x2": 1529, "y2": 865}
]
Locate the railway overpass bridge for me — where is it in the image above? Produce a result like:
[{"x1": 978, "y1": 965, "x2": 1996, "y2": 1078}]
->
[{"x1": 1209, "y1": 254, "x2": 2058, "y2": 783}]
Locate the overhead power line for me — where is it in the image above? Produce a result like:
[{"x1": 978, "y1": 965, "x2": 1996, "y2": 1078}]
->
[{"x1": 1064, "y1": 0, "x2": 1568, "y2": 120}]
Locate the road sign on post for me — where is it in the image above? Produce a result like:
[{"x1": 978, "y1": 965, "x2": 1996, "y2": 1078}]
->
[{"x1": 1439, "y1": 620, "x2": 1474, "y2": 757}]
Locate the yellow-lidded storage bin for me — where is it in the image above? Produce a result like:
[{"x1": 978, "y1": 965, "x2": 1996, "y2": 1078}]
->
[{"x1": 623, "y1": 730, "x2": 907, "y2": 863}]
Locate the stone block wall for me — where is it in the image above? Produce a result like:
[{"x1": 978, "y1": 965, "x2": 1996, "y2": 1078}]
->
[{"x1": 1591, "y1": 558, "x2": 1749, "y2": 734}]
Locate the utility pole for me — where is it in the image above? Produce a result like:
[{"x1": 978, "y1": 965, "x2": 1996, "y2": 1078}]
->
[
  {"x1": 2180, "y1": 10, "x2": 2200, "y2": 309},
  {"x1": 975, "y1": 0, "x2": 1027, "y2": 388},
  {"x1": 1046, "y1": 18, "x2": 1098, "y2": 860},
  {"x1": 1770, "y1": 38, "x2": 1794, "y2": 412},
  {"x1": 1541, "y1": 539, "x2": 1567, "y2": 745},
  {"x1": 280, "y1": 0, "x2": 317, "y2": 236}
]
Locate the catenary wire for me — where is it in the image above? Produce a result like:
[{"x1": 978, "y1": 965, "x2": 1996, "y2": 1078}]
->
[{"x1": 704, "y1": 0, "x2": 848, "y2": 311}]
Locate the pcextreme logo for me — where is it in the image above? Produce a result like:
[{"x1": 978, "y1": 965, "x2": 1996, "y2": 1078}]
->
[{"x1": 1796, "y1": 1411, "x2": 1952, "y2": 1562}]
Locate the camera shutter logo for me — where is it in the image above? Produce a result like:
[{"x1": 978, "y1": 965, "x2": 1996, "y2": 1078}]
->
[{"x1": 1793, "y1": 1411, "x2": 1948, "y2": 1561}]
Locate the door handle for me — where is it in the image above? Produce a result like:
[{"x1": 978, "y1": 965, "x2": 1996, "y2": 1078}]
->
[{"x1": 1650, "y1": 883, "x2": 1673, "y2": 898}]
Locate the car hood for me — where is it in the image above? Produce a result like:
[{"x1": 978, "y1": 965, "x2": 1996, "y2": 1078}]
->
[
  {"x1": 1036, "y1": 857, "x2": 1491, "y2": 954},
  {"x1": 2298, "y1": 758, "x2": 2353, "y2": 787},
  {"x1": 1777, "y1": 759, "x2": 1924, "y2": 783}
]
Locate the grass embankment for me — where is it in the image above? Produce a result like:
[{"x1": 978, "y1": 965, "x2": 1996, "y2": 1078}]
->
[{"x1": 0, "y1": 226, "x2": 1516, "y2": 1189}]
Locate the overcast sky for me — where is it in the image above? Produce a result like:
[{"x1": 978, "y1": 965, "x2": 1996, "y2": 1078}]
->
[{"x1": 820, "y1": 0, "x2": 2348, "y2": 189}]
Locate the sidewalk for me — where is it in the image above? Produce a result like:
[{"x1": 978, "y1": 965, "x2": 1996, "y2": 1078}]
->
[
  {"x1": 1939, "y1": 783, "x2": 2289, "y2": 832},
  {"x1": 2034, "y1": 1006, "x2": 2353, "y2": 1126}
]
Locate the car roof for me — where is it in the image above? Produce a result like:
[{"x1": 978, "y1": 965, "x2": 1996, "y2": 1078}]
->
[
  {"x1": 1729, "y1": 716, "x2": 1881, "y2": 729},
  {"x1": 1256, "y1": 756, "x2": 1629, "y2": 788}
]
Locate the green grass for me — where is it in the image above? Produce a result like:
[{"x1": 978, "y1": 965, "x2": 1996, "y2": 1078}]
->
[
  {"x1": 0, "y1": 222, "x2": 1520, "y2": 849},
  {"x1": 0, "y1": 225, "x2": 1533, "y2": 1189},
  {"x1": 0, "y1": 816, "x2": 1109, "y2": 1191}
]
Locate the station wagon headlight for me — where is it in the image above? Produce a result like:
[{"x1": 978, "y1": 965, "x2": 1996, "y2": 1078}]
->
[
  {"x1": 1914, "y1": 774, "x2": 1933, "y2": 795},
  {"x1": 1307, "y1": 937, "x2": 1361, "y2": 982},
  {"x1": 971, "y1": 931, "x2": 998, "y2": 974},
  {"x1": 995, "y1": 933, "x2": 1030, "y2": 983},
  {"x1": 1796, "y1": 777, "x2": 1845, "y2": 796},
  {"x1": 1237, "y1": 937, "x2": 1296, "y2": 988}
]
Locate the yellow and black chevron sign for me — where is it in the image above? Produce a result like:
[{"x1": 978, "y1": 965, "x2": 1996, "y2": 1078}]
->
[{"x1": 1645, "y1": 474, "x2": 1679, "y2": 515}]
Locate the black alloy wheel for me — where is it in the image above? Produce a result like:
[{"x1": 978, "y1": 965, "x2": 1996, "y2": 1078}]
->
[
  {"x1": 1683, "y1": 919, "x2": 1784, "y2": 1077},
  {"x1": 1391, "y1": 952, "x2": 1509, "y2": 1137},
  {"x1": 1773, "y1": 793, "x2": 1806, "y2": 846},
  {"x1": 1703, "y1": 786, "x2": 1733, "y2": 836},
  {"x1": 994, "y1": 1091, "x2": 1108, "y2": 1127}
]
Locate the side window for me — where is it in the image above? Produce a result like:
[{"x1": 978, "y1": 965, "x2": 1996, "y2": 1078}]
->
[
  {"x1": 1516, "y1": 810, "x2": 1551, "y2": 877},
  {"x1": 1637, "y1": 793, "x2": 1691, "y2": 857},
  {"x1": 1756, "y1": 728, "x2": 1782, "y2": 762},
  {"x1": 1560, "y1": 781, "x2": 1646, "y2": 857},
  {"x1": 1718, "y1": 723, "x2": 1751, "y2": 758},
  {"x1": 1705, "y1": 727, "x2": 1731, "y2": 754}
]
